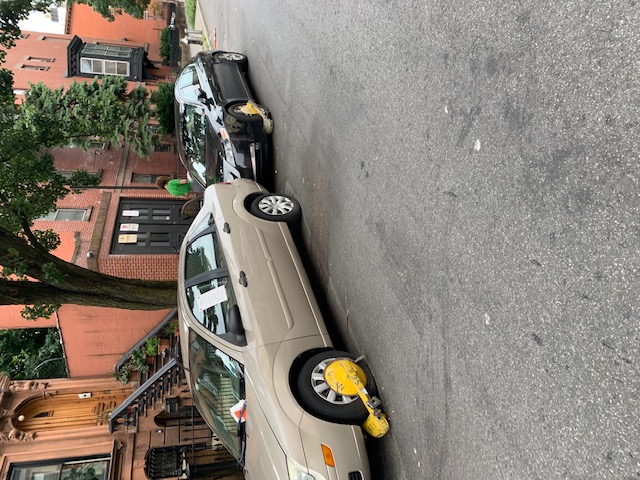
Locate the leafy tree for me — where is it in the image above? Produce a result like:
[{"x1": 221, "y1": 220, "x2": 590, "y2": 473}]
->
[
  {"x1": 0, "y1": 328, "x2": 65, "y2": 379},
  {"x1": 152, "y1": 82, "x2": 175, "y2": 135},
  {"x1": 74, "y1": 0, "x2": 151, "y2": 21},
  {"x1": 0, "y1": 0, "x2": 50, "y2": 64},
  {"x1": 20, "y1": 77, "x2": 156, "y2": 156},
  {"x1": 0, "y1": 76, "x2": 176, "y2": 315},
  {"x1": 0, "y1": 4, "x2": 177, "y2": 316}
]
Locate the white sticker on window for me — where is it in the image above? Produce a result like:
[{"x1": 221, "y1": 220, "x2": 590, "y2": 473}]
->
[
  {"x1": 120, "y1": 223, "x2": 139, "y2": 231},
  {"x1": 197, "y1": 285, "x2": 228, "y2": 311},
  {"x1": 122, "y1": 210, "x2": 139, "y2": 217}
]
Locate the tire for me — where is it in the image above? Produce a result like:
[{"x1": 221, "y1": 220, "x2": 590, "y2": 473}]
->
[
  {"x1": 214, "y1": 51, "x2": 248, "y2": 70},
  {"x1": 226, "y1": 101, "x2": 269, "y2": 123},
  {"x1": 249, "y1": 193, "x2": 301, "y2": 224},
  {"x1": 296, "y1": 350, "x2": 378, "y2": 425}
]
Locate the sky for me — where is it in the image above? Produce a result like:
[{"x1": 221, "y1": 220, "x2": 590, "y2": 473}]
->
[{"x1": 19, "y1": 5, "x2": 67, "y2": 34}]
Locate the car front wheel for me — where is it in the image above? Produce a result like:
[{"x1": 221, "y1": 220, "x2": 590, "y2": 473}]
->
[
  {"x1": 296, "y1": 350, "x2": 377, "y2": 425},
  {"x1": 250, "y1": 193, "x2": 301, "y2": 224}
]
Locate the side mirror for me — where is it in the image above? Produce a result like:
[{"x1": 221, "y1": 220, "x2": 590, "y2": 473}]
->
[{"x1": 221, "y1": 305, "x2": 247, "y2": 346}]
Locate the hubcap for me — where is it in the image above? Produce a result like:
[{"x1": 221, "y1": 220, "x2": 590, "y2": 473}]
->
[
  {"x1": 219, "y1": 52, "x2": 244, "y2": 61},
  {"x1": 310, "y1": 357, "x2": 359, "y2": 405},
  {"x1": 233, "y1": 104, "x2": 259, "y2": 117},
  {"x1": 258, "y1": 195, "x2": 294, "y2": 216}
]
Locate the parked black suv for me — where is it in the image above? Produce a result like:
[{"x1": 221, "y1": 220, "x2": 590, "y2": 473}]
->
[{"x1": 174, "y1": 51, "x2": 273, "y2": 189}]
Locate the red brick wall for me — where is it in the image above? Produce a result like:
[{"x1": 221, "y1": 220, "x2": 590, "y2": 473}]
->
[
  {"x1": 32, "y1": 145, "x2": 187, "y2": 281},
  {"x1": 67, "y1": 2, "x2": 171, "y2": 70}
]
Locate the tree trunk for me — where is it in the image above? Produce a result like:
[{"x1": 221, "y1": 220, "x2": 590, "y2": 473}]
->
[
  {"x1": 0, "y1": 280, "x2": 176, "y2": 310},
  {"x1": 0, "y1": 227, "x2": 177, "y2": 310}
]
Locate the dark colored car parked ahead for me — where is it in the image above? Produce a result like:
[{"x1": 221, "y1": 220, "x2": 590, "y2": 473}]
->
[{"x1": 174, "y1": 51, "x2": 272, "y2": 189}]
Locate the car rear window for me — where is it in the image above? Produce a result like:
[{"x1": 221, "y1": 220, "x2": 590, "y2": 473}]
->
[{"x1": 184, "y1": 232, "x2": 226, "y2": 279}]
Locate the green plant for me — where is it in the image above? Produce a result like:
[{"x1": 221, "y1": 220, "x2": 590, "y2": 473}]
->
[
  {"x1": 152, "y1": 82, "x2": 175, "y2": 135},
  {"x1": 163, "y1": 318, "x2": 179, "y2": 336},
  {"x1": 160, "y1": 27, "x2": 171, "y2": 63},
  {"x1": 145, "y1": 337, "x2": 159, "y2": 356},
  {"x1": 112, "y1": 365, "x2": 130, "y2": 384},
  {"x1": 185, "y1": 0, "x2": 196, "y2": 29},
  {"x1": 130, "y1": 347, "x2": 148, "y2": 372}
]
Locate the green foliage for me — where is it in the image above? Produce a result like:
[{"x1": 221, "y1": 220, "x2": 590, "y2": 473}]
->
[
  {"x1": 163, "y1": 318, "x2": 179, "y2": 336},
  {"x1": 20, "y1": 77, "x2": 157, "y2": 157},
  {"x1": 185, "y1": 0, "x2": 196, "y2": 29},
  {"x1": 0, "y1": 328, "x2": 65, "y2": 379},
  {"x1": 31, "y1": 229, "x2": 62, "y2": 251},
  {"x1": 0, "y1": 69, "x2": 14, "y2": 105},
  {"x1": 67, "y1": 170, "x2": 101, "y2": 192},
  {"x1": 42, "y1": 262, "x2": 64, "y2": 284},
  {"x1": 21, "y1": 303, "x2": 61, "y2": 321},
  {"x1": 130, "y1": 347, "x2": 148, "y2": 372},
  {"x1": 160, "y1": 28, "x2": 171, "y2": 63},
  {"x1": 145, "y1": 336, "x2": 159, "y2": 356},
  {"x1": 152, "y1": 82, "x2": 175, "y2": 135},
  {"x1": 1, "y1": 248, "x2": 29, "y2": 279},
  {"x1": 73, "y1": 0, "x2": 151, "y2": 21},
  {"x1": 113, "y1": 365, "x2": 131, "y2": 384},
  {"x1": 0, "y1": 0, "x2": 50, "y2": 64}
]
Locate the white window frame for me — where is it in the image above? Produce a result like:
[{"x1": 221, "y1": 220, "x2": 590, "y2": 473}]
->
[
  {"x1": 80, "y1": 57, "x2": 129, "y2": 77},
  {"x1": 38, "y1": 208, "x2": 92, "y2": 221}
]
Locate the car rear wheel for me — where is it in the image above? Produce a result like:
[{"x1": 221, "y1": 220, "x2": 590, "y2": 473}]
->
[
  {"x1": 214, "y1": 51, "x2": 248, "y2": 70},
  {"x1": 250, "y1": 193, "x2": 301, "y2": 224},
  {"x1": 296, "y1": 350, "x2": 377, "y2": 425}
]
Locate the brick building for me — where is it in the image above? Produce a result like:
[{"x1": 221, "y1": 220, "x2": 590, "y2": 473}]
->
[
  {"x1": 2, "y1": 4, "x2": 188, "y2": 375},
  {"x1": 0, "y1": 5, "x2": 240, "y2": 478}
]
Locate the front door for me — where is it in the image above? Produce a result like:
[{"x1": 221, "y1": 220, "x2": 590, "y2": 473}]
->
[{"x1": 111, "y1": 199, "x2": 193, "y2": 254}]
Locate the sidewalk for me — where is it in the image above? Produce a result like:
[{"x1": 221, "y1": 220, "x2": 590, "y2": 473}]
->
[{"x1": 176, "y1": 0, "x2": 208, "y2": 66}]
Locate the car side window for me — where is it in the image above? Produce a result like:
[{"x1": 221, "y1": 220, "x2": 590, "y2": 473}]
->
[
  {"x1": 186, "y1": 276, "x2": 238, "y2": 336},
  {"x1": 205, "y1": 123, "x2": 225, "y2": 184},
  {"x1": 181, "y1": 105, "x2": 207, "y2": 183}
]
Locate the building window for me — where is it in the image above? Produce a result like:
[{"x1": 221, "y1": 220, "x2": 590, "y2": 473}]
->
[
  {"x1": 28, "y1": 56, "x2": 54, "y2": 62},
  {"x1": 132, "y1": 173, "x2": 162, "y2": 183},
  {"x1": 20, "y1": 33, "x2": 30, "y2": 39},
  {"x1": 13, "y1": 89, "x2": 26, "y2": 96},
  {"x1": 111, "y1": 199, "x2": 192, "y2": 254},
  {"x1": 83, "y1": 44, "x2": 133, "y2": 58},
  {"x1": 154, "y1": 144, "x2": 172, "y2": 153},
  {"x1": 58, "y1": 170, "x2": 102, "y2": 181},
  {"x1": 38, "y1": 208, "x2": 92, "y2": 221},
  {"x1": 22, "y1": 65, "x2": 49, "y2": 71},
  {"x1": 80, "y1": 58, "x2": 129, "y2": 76},
  {"x1": 41, "y1": 36, "x2": 67, "y2": 42},
  {"x1": 9, "y1": 457, "x2": 110, "y2": 480}
]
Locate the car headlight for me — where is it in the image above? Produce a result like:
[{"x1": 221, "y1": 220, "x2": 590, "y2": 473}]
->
[{"x1": 286, "y1": 458, "x2": 315, "y2": 480}]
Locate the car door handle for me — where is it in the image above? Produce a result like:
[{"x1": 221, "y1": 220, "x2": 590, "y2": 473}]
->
[{"x1": 239, "y1": 271, "x2": 248, "y2": 287}]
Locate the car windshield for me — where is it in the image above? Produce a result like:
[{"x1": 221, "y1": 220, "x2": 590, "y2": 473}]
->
[
  {"x1": 179, "y1": 105, "x2": 224, "y2": 187},
  {"x1": 189, "y1": 330, "x2": 244, "y2": 459}
]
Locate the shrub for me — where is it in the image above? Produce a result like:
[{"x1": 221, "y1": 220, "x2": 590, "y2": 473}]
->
[
  {"x1": 160, "y1": 28, "x2": 171, "y2": 64},
  {"x1": 145, "y1": 337, "x2": 159, "y2": 356},
  {"x1": 152, "y1": 82, "x2": 175, "y2": 135}
]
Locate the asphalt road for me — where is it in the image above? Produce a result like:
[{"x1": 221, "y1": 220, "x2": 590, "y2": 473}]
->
[{"x1": 199, "y1": 1, "x2": 640, "y2": 479}]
